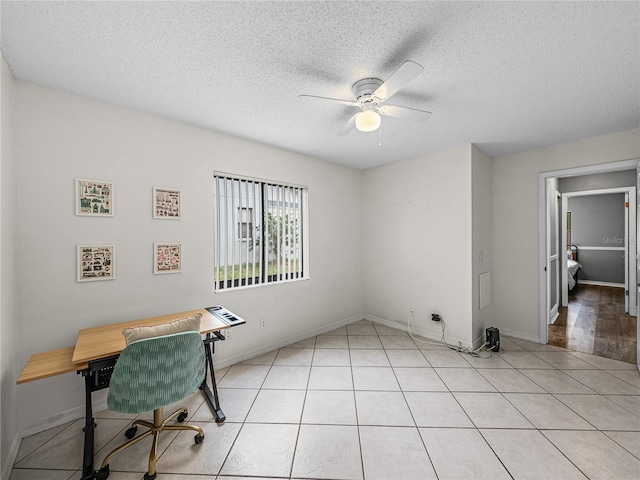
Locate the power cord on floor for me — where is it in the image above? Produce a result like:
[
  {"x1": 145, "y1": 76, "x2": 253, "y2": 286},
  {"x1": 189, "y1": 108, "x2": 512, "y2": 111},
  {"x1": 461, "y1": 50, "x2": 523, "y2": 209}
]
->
[{"x1": 407, "y1": 311, "x2": 503, "y2": 358}]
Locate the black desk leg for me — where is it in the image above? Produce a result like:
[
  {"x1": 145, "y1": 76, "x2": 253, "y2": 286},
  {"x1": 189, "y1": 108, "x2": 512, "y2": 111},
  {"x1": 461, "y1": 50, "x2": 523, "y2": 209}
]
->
[
  {"x1": 81, "y1": 371, "x2": 95, "y2": 480},
  {"x1": 201, "y1": 332, "x2": 226, "y2": 422}
]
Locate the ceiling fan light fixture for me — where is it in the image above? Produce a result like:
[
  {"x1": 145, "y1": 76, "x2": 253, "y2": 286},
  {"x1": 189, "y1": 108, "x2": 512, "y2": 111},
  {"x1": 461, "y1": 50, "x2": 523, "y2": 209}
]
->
[{"x1": 355, "y1": 109, "x2": 381, "y2": 132}]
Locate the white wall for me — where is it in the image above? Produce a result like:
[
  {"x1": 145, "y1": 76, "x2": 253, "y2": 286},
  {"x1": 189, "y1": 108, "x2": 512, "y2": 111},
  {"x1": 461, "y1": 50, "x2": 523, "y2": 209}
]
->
[
  {"x1": 492, "y1": 128, "x2": 640, "y2": 340},
  {"x1": 9, "y1": 76, "x2": 640, "y2": 444},
  {"x1": 362, "y1": 144, "x2": 474, "y2": 345},
  {"x1": 1, "y1": 53, "x2": 19, "y2": 479},
  {"x1": 14, "y1": 82, "x2": 364, "y2": 431},
  {"x1": 471, "y1": 146, "x2": 493, "y2": 345}
]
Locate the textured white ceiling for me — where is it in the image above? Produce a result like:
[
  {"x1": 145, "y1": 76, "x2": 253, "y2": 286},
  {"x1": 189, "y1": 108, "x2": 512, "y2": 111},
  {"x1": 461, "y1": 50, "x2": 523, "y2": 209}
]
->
[{"x1": 1, "y1": 1, "x2": 639, "y2": 169}]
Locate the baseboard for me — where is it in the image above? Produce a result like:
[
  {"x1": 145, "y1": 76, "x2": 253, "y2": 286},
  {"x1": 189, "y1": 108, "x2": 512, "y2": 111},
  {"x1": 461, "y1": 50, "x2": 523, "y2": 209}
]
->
[
  {"x1": 578, "y1": 280, "x2": 624, "y2": 288},
  {"x1": 2, "y1": 430, "x2": 23, "y2": 480},
  {"x1": 215, "y1": 313, "x2": 363, "y2": 370},
  {"x1": 364, "y1": 313, "x2": 404, "y2": 330},
  {"x1": 364, "y1": 313, "x2": 472, "y2": 348},
  {"x1": 495, "y1": 327, "x2": 540, "y2": 344},
  {"x1": 17, "y1": 314, "x2": 365, "y2": 442},
  {"x1": 9, "y1": 401, "x2": 106, "y2": 478},
  {"x1": 472, "y1": 332, "x2": 487, "y2": 350},
  {"x1": 20, "y1": 402, "x2": 91, "y2": 438}
]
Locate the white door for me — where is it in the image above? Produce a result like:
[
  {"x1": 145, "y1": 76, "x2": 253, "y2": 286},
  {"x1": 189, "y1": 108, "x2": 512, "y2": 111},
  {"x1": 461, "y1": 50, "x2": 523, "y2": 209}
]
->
[
  {"x1": 549, "y1": 190, "x2": 560, "y2": 323},
  {"x1": 561, "y1": 194, "x2": 569, "y2": 307},
  {"x1": 629, "y1": 189, "x2": 638, "y2": 317},
  {"x1": 625, "y1": 192, "x2": 630, "y2": 314},
  {"x1": 622, "y1": 189, "x2": 637, "y2": 317}
]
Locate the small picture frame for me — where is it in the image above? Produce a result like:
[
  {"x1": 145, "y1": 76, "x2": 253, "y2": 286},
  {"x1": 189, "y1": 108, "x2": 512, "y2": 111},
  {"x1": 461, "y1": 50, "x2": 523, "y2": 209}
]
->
[
  {"x1": 76, "y1": 179, "x2": 113, "y2": 216},
  {"x1": 153, "y1": 187, "x2": 181, "y2": 219},
  {"x1": 154, "y1": 243, "x2": 182, "y2": 274},
  {"x1": 77, "y1": 245, "x2": 115, "y2": 282}
]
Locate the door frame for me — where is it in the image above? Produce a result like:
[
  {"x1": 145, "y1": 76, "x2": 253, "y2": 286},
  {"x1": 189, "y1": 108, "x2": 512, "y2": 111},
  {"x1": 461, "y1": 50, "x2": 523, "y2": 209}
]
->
[
  {"x1": 546, "y1": 186, "x2": 561, "y2": 324},
  {"x1": 538, "y1": 158, "x2": 639, "y2": 345},
  {"x1": 560, "y1": 187, "x2": 635, "y2": 312}
]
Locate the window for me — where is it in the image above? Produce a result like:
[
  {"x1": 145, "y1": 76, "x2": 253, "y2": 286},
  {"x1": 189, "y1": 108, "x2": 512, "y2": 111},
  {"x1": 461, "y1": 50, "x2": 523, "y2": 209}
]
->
[{"x1": 213, "y1": 173, "x2": 308, "y2": 291}]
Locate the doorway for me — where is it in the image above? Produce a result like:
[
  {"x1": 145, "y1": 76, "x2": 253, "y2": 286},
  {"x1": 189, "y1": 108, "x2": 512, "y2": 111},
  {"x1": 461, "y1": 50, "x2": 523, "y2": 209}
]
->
[
  {"x1": 560, "y1": 187, "x2": 635, "y2": 314},
  {"x1": 554, "y1": 187, "x2": 636, "y2": 364},
  {"x1": 538, "y1": 159, "x2": 639, "y2": 368}
]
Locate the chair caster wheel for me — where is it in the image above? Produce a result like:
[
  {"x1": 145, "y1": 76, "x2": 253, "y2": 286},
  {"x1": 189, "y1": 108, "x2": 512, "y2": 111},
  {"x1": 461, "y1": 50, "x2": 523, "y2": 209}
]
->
[
  {"x1": 125, "y1": 426, "x2": 137, "y2": 439},
  {"x1": 143, "y1": 472, "x2": 157, "y2": 480},
  {"x1": 95, "y1": 464, "x2": 109, "y2": 479},
  {"x1": 177, "y1": 411, "x2": 188, "y2": 423},
  {"x1": 194, "y1": 433, "x2": 205, "y2": 444}
]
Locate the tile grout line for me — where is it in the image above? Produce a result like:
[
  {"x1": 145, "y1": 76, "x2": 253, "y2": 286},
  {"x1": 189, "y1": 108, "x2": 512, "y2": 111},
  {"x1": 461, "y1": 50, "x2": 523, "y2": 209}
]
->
[{"x1": 10, "y1": 322, "x2": 640, "y2": 480}]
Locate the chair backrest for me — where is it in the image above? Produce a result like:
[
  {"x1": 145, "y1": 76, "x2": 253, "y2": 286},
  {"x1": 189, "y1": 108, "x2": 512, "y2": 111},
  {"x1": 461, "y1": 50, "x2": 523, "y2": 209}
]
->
[{"x1": 107, "y1": 331, "x2": 206, "y2": 414}]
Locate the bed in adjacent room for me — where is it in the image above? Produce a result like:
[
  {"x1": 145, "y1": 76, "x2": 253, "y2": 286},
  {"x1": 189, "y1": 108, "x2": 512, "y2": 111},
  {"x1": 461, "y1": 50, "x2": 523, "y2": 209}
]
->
[{"x1": 568, "y1": 245, "x2": 581, "y2": 291}]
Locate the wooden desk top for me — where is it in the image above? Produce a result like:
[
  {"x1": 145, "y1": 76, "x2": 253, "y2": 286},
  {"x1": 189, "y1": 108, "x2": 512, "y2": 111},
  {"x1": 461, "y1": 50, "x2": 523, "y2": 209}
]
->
[
  {"x1": 17, "y1": 308, "x2": 228, "y2": 384},
  {"x1": 72, "y1": 308, "x2": 228, "y2": 364},
  {"x1": 17, "y1": 347, "x2": 88, "y2": 384}
]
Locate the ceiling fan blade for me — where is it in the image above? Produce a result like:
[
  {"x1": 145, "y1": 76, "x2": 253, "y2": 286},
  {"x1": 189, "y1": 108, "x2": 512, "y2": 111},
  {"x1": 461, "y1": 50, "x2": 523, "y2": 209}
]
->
[
  {"x1": 373, "y1": 60, "x2": 424, "y2": 102},
  {"x1": 378, "y1": 104, "x2": 432, "y2": 122},
  {"x1": 337, "y1": 113, "x2": 358, "y2": 136},
  {"x1": 298, "y1": 94, "x2": 359, "y2": 107}
]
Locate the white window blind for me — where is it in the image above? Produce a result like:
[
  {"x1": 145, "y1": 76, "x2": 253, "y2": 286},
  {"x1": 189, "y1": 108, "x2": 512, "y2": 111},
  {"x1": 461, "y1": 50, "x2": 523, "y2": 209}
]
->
[{"x1": 213, "y1": 173, "x2": 307, "y2": 291}]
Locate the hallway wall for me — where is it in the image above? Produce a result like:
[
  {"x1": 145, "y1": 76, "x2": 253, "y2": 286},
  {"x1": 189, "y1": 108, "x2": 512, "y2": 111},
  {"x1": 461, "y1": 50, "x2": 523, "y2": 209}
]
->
[{"x1": 492, "y1": 128, "x2": 640, "y2": 341}]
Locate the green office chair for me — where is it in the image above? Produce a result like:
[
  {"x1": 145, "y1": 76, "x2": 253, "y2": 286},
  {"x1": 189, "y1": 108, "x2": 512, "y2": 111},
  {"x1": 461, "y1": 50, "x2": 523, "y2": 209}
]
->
[{"x1": 96, "y1": 331, "x2": 206, "y2": 480}]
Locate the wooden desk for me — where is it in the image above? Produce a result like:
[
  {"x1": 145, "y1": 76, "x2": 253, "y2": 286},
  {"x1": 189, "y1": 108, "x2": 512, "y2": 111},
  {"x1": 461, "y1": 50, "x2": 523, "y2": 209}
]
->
[
  {"x1": 18, "y1": 309, "x2": 228, "y2": 383},
  {"x1": 17, "y1": 347, "x2": 87, "y2": 384},
  {"x1": 18, "y1": 307, "x2": 237, "y2": 480},
  {"x1": 73, "y1": 308, "x2": 227, "y2": 363}
]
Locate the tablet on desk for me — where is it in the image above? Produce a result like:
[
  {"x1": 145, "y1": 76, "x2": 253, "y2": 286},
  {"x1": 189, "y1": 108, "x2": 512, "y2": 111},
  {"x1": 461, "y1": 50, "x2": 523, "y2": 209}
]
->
[{"x1": 205, "y1": 306, "x2": 246, "y2": 326}]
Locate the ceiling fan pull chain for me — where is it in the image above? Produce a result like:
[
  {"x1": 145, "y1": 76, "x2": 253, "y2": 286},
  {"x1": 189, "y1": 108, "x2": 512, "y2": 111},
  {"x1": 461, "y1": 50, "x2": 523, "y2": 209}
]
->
[{"x1": 378, "y1": 120, "x2": 383, "y2": 148}]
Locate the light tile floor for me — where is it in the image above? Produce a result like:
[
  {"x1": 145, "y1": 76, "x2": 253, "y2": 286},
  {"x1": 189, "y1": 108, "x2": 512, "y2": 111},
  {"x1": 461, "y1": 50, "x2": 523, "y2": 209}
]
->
[{"x1": 10, "y1": 320, "x2": 640, "y2": 480}]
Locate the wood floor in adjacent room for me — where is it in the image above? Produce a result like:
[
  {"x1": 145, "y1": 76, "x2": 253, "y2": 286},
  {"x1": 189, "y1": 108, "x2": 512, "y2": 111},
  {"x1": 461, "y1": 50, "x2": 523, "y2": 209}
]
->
[{"x1": 550, "y1": 284, "x2": 637, "y2": 364}]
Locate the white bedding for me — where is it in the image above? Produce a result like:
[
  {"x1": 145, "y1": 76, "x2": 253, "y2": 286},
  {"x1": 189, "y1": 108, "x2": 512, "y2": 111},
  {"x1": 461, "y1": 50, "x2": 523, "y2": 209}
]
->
[{"x1": 568, "y1": 259, "x2": 581, "y2": 289}]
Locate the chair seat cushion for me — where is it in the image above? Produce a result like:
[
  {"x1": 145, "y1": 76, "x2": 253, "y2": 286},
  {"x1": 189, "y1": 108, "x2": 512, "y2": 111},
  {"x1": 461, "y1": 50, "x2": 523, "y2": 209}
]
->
[{"x1": 122, "y1": 313, "x2": 201, "y2": 345}]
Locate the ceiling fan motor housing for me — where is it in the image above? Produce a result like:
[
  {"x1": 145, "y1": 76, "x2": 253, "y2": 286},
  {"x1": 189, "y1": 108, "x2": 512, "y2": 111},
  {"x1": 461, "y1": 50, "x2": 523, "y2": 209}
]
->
[{"x1": 352, "y1": 78, "x2": 383, "y2": 106}]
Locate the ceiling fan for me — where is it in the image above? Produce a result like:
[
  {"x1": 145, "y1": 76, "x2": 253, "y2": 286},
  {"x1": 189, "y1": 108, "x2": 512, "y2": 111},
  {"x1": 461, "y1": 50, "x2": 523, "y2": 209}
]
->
[{"x1": 299, "y1": 60, "x2": 432, "y2": 136}]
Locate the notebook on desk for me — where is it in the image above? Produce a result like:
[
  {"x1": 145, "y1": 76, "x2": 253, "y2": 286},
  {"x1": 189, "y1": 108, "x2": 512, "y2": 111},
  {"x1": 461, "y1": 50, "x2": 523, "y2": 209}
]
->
[{"x1": 205, "y1": 305, "x2": 246, "y2": 326}]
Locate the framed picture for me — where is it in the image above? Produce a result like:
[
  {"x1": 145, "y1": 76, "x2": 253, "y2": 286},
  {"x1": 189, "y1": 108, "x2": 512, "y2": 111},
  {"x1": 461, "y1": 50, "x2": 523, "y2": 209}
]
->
[
  {"x1": 76, "y1": 179, "x2": 113, "y2": 216},
  {"x1": 77, "y1": 245, "x2": 115, "y2": 282},
  {"x1": 154, "y1": 243, "x2": 182, "y2": 274},
  {"x1": 153, "y1": 187, "x2": 181, "y2": 219}
]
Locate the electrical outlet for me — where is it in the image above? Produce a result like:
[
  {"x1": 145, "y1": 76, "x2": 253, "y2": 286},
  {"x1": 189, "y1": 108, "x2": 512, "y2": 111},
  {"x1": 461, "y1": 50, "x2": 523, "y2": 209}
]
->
[
  {"x1": 224, "y1": 328, "x2": 232, "y2": 340},
  {"x1": 260, "y1": 318, "x2": 267, "y2": 329}
]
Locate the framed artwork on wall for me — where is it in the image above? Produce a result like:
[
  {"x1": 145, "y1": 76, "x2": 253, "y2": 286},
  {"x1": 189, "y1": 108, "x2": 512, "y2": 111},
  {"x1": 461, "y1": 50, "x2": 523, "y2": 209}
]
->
[
  {"x1": 77, "y1": 245, "x2": 115, "y2": 282},
  {"x1": 153, "y1": 187, "x2": 181, "y2": 219},
  {"x1": 76, "y1": 179, "x2": 113, "y2": 216},
  {"x1": 154, "y1": 243, "x2": 182, "y2": 274}
]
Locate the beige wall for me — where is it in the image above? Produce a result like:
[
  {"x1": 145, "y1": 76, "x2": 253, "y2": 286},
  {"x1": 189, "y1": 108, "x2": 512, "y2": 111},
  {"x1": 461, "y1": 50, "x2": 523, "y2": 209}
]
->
[
  {"x1": 471, "y1": 146, "x2": 493, "y2": 345},
  {"x1": 14, "y1": 81, "x2": 364, "y2": 431},
  {"x1": 5, "y1": 73, "x2": 639, "y2": 459},
  {"x1": 492, "y1": 129, "x2": 640, "y2": 340},
  {"x1": 362, "y1": 144, "x2": 475, "y2": 345}
]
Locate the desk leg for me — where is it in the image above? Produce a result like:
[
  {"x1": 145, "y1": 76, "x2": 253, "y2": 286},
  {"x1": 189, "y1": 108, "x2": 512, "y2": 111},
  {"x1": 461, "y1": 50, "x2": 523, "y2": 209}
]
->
[
  {"x1": 201, "y1": 333, "x2": 225, "y2": 422},
  {"x1": 81, "y1": 371, "x2": 95, "y2": 480}
]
